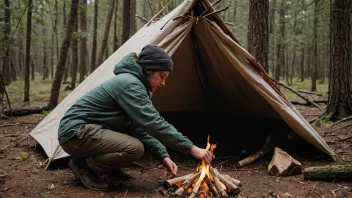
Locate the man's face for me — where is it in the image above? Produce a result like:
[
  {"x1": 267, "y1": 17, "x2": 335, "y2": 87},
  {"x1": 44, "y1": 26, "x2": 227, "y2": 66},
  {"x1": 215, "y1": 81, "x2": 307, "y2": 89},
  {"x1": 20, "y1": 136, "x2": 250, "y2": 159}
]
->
[{"x1": 146, "y1": 71, "x2": 170, "y2": 93}]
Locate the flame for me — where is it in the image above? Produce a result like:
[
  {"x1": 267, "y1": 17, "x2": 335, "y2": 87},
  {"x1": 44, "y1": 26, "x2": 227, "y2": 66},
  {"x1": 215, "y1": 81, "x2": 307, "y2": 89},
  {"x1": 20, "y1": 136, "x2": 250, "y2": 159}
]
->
[{"x1": 194, "y1": 135, "x2": 217, "y2": 196}]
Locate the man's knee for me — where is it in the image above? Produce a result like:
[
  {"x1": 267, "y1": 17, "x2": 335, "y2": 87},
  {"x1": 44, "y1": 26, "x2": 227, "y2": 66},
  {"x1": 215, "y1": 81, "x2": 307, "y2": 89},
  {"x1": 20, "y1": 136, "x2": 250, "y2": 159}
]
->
[{"x1": 128, "y1": 140, "x2": 144, "y2": 161}]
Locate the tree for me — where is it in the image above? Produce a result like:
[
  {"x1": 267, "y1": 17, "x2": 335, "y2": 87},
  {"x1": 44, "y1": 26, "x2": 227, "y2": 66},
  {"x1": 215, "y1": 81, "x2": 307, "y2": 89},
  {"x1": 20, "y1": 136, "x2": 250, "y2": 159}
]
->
[
  {"x1": 121, "y1": 0, "x2": 131, "y2": 45},
  {"x1": 130, "y1": 0, "x2": 136, "y2": 36},
  {"x1": 275, "y1": 0, "x2": 285, "y2": 81},
  {"x1": 248, "y1": 0, "x2": 269, "y2": 73},
  {"x1": 311, "y1": 0, "x2": 319, "y2": 91},
  {"x1": 79, "y1": 0, "x2": 88, "y2": 82},
  {"x1": 49, "y1": 0, "x2": 79, "y2": 109},
  {"x1": 325, "y1": 0, "x2": 352, "y2": 120},
  {"x1": 90, "y1": 0, "x2": 98, "y2": 73},
  {"x1": 2, "y1": 0, "x2": 11, "y2": 85},
  {"x1": 70, "y1": 11, "x2": 78, "y2": 89},
  {"x1": 96, "y1": 0, "x2": 116, "y2": 67},
  {"x1": 113, "y1": 0, "x2": 119, "y2": 51},
  {"x1": 24, "y1": 0, "x2": 33, "y2": 102}
]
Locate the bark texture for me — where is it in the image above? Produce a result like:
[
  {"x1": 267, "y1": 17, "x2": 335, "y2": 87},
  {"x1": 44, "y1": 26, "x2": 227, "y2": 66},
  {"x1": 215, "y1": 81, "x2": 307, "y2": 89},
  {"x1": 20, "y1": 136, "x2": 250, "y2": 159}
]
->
[
  {"x1": 49, "y1": 0, "x2": 79, "y2": 109},
  {"x1": 96, "y1": 0, "x2": 116, "y2": 67},
  {"x1": 122, "y1": 0, "x2": 131, "y2": 44},
  {"x1": 326, "y1": 0, "x2": 352, "y2": 119},
  {"x1": 248, "y1": 0, "x2": 269, "y2": 73},
  {"x1": 24, "y1": 0, "x2": 33, "y2": 102},
  {"x1": 79, "y1": 0, "x2": 88, "y2": 83},
  {"x1": 2, "y1": 0, "x2": 11, "y2": 85},
  {"x1": 90, "y1": 0, "x2": 98, "y2": 73},
  {"x1": 70, "y1": 13, "x2": 78, "y2": 89}
]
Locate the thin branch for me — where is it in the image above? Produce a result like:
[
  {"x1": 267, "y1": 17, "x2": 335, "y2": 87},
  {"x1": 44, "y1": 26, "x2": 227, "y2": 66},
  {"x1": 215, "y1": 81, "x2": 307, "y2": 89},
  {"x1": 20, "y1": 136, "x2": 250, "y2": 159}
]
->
[{"x1": 201, "y1": 7, "x2": 229, "y2": 18}]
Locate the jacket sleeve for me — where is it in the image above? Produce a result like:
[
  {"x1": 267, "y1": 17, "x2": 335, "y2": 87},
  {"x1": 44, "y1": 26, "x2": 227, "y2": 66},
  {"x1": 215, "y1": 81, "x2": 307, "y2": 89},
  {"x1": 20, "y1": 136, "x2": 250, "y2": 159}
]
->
[
  {"x1": 129, "y1": 128, "x2": 170, "y2": 161},
  {"x1": 118, "y1": 81, "x2": 193, "y2": 154}
]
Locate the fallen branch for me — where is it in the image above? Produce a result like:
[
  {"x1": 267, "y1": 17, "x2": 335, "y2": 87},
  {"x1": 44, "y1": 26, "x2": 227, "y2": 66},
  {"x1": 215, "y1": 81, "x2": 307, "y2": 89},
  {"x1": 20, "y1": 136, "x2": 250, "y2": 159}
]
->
[
  {"x1": 236, "y1": 134, "x2": 273, "y2": 168},
  {"x1": 278, "y1": 82, "x2": 323, "y2": 111},
  {"x1": 0, "y1": 122, "x2": 37, "y2": 128},
  {"x1": 304, "y1": 164, "x2": 352, "y2": 181},
  {"x1": 2, "y1": 104, "x2": 49, "y2": 117},
  {"x1": 329, "y1": 115, "x2": 352, "y2": 129},
  {"x1": 290, "y1": 99, "x2": 327, "y2": 105},
  {"x1": 325, "y1": 123, "x2": 352, "y2": 134},
  {"x1": 297, "y1": 89, "x2": 323, "y2": 96}
]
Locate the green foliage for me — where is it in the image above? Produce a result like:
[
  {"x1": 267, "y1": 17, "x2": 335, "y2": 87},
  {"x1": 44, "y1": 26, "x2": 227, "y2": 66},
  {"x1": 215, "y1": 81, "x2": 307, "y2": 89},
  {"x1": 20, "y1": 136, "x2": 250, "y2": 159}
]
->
[{"x1": 20, "y1": 152, "x2": 29, "y2": 162}]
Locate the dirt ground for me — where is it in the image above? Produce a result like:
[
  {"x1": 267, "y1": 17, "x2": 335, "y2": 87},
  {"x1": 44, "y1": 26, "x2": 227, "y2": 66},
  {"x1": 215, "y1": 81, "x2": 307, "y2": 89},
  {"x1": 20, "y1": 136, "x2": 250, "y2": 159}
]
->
[{"x1": 0, "y1": 105, "x2": 351, "y2": 198}]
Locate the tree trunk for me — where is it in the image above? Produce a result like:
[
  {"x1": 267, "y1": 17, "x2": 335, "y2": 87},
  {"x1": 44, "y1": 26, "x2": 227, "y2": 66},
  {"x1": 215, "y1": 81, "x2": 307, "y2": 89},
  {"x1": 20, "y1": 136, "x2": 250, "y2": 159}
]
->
[
  {"x1": 90, "y1": 0, "x2": 98, "y2": 73},
  {"x1": 49, "y1": 0, "x2": 79, "y2": 109},
  {"x1": 2, "y1": 0, "x2": 11, "y2": 85},
  {"x1": 130, "y1": 0, "x2": 136, "y2": 36},
  {"x1": 79, "y1": 0, "x2": 88, "y2": 83},
  {"x1": 70, "y1": 12, "x2": 79, "y2": 89},
  {"x1": 31, "y1": 58, "x2": 35, "y2": 80},
  {"x1": 24, "y1": 0, "x2": 33, "y2": 102},
  {"x1": 96, "y1": 0, "x2": 116, "y2": 67},
  {"x1": 63, "y1": 1, "x2": 71, "y2": 82},
  {"x1": 275, "y1": 1, "x2": 285, "y2": 81},
  {"x1": 42, "y1": 25, "x2": 48, "y2": 80},
  {"x1": 122, "y1": 0, "x2": 131, "y2": 45},
  {"x1": 306, "y1": 46, "x2": 311, "y2": 79},
  {"x1": 113, "y1": 0, "x2": 119, "y2": 51},
  {"x1": 304, "y1": 164, "x2": 352, "y2": 181},
  {"x1": 269, "y1": 0, "x2": 276, "y2": 78},
  {"x1": 248, "y1": 0, "x2": 269, "y2": 73},
  {"x1": 311, "y1": 0, "x2": 319, "y2": 92},
  {"x1": 325, "y1": 0, "x2": 352, "y2": 120},
  {"x1": 55, "y1": 0, "x2": 59, "y2": 64},
  {"x1": 300, "y1": 47, "x2": 305, "y2": 82}
]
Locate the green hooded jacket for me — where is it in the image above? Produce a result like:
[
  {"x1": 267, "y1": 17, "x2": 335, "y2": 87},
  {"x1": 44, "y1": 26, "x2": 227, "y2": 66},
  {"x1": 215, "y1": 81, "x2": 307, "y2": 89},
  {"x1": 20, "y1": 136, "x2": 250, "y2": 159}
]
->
[{"x1": 58, "y1": 53, "x2": 193, "y2": 160}]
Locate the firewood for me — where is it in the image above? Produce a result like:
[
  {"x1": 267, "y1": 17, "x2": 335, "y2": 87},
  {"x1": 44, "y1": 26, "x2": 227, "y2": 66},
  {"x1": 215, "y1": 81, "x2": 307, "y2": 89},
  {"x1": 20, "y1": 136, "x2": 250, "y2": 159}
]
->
[
  {"x1": 268, "y1": 147, "x2": 302, "y2": 176},
  {"x1": 189, "y1": 171, "x2": 206, "y2": 198},
  {"x1": 223, "y1": 174, "x2": 242, "y2": 187},
  {"x1": 174, "y1": 172, "x2": 201, "y2": 197},
  {"x1": 304, "y1": 164, "x2": 352, "y2": 181},
  {"x1": 211, "y1": 168, "x2": 240, "y2": 194},
  {"x1": 205, "y1": 175, "x2": 219, "y2": 197},
  {"x1": 163, "y1": 173, "x2": 193, "y2": 188},
  {"x1": 236, "y1": 134, "x2": 273, "y2": 168},
  {"x1": 210, "y1": 167, "x2": 228, "y2": 197}
]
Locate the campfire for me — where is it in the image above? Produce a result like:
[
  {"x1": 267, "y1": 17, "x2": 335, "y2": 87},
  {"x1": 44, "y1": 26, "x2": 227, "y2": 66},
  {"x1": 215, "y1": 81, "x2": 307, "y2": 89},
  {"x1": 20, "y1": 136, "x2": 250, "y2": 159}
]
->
[{"x1": 163, "y1": 136, "x2": 242, "y2": 197}]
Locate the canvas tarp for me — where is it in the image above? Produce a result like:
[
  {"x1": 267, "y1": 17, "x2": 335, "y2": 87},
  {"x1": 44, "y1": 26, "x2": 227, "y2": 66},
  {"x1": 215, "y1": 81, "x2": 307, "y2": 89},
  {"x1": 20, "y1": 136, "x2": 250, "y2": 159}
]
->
[{"x1": 30, "y1": 0, "x2": 335, "y2": 163}]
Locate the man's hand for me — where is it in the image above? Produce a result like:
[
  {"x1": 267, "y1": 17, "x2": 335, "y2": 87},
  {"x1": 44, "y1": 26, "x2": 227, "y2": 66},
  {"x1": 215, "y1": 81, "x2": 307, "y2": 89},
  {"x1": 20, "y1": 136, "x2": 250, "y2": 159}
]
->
[
  {"x1": 162, "y1": 157, "x2": 178, "y2": 177},
  {"x1": 189, "y1": 145, "x2": 212, "y2": 164}
]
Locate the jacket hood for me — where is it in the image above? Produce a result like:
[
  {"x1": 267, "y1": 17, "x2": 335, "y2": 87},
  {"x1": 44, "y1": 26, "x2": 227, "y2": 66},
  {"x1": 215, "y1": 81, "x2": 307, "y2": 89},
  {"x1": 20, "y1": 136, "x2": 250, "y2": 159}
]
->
[{"x1": 113, "y1": 53, "x2": 148, "y2": 87}]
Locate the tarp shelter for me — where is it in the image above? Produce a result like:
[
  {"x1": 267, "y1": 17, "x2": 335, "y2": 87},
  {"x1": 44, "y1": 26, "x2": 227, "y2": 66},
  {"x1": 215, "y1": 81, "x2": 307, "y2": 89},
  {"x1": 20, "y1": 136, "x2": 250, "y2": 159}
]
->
[{"x1": 30, "y1": 0, "x2": 335, "y2": 165}]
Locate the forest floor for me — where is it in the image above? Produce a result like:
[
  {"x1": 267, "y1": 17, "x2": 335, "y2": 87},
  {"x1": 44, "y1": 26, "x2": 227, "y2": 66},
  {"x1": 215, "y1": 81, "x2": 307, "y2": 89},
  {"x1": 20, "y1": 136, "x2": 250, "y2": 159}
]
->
[
  {"x1": 1, "y1": 79, "x2": 352, "y2": 197},
  {"x1": 0, "y1": 105, "x2": 352, "y2": 198}
]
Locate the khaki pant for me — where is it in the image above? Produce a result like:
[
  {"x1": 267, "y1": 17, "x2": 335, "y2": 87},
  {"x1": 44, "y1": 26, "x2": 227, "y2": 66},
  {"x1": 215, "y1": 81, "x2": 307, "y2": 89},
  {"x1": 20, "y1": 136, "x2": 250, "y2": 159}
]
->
[{"x1": 61, "y1": 124, "x2": 144, "y2": 174}]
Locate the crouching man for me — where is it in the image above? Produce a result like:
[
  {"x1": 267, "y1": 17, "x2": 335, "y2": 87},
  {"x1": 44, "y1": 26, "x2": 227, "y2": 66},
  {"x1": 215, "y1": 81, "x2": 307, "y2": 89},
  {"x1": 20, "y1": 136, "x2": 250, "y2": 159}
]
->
[{"x1": 58, "y1": 44, "x2": 212, "y2": 191}]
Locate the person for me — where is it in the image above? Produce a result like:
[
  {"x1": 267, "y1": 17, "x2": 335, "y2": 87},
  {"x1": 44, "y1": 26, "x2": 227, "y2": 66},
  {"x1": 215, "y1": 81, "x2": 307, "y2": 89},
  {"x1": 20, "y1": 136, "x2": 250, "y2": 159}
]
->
[{"x1": 58, "y1": 44, "x2": 212, "y2": 191}]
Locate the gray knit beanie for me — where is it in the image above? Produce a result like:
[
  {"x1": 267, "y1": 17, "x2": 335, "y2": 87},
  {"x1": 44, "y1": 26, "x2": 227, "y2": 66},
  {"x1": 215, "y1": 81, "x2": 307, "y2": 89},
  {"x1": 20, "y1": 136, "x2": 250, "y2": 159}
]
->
[{"x1": 137, "y1": 44, "x2": 173, "y2": 72}]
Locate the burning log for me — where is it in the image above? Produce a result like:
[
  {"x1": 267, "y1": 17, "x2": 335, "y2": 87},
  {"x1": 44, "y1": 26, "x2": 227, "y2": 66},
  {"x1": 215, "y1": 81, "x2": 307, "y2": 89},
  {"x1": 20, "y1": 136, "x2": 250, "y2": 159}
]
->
[
  {"x1": 174, "y1": 172, "x2": 201, "y2": 196},
  {"x1": 163, "y1": 135, "x2": 242, "y2": 197},
  {"x1": 205, "y1": 176, "x2": 219, "y2": 197},
  {"x1": 210, "y1": 167, "x2": 228, "y2": 197},
  {"x1": 223, "y1": 174, "x2": 242, "y2": 187},
  {"x1": 212, "y1": 167, "x2": 241, "y2": 195},
  {"x1": 163, "y1": 173, "x2": 193, "y2": 188}
]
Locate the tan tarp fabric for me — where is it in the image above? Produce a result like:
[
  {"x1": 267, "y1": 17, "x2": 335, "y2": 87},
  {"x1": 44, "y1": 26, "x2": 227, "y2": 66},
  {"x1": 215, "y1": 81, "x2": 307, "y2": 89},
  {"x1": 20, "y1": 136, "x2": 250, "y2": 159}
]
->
[{"x1": 30, "y1": 0, "x2": 334, "y2": 162}]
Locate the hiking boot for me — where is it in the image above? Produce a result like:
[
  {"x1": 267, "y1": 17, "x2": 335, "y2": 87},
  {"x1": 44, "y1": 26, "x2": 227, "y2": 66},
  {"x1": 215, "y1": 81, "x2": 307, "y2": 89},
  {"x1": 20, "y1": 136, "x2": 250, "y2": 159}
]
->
[
  {"x1": 68, "y1": 158, "x2": 108, "y2": 191},
  {"x1": 109, "y1": 168, "x2": 132, "y2": 180}
]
